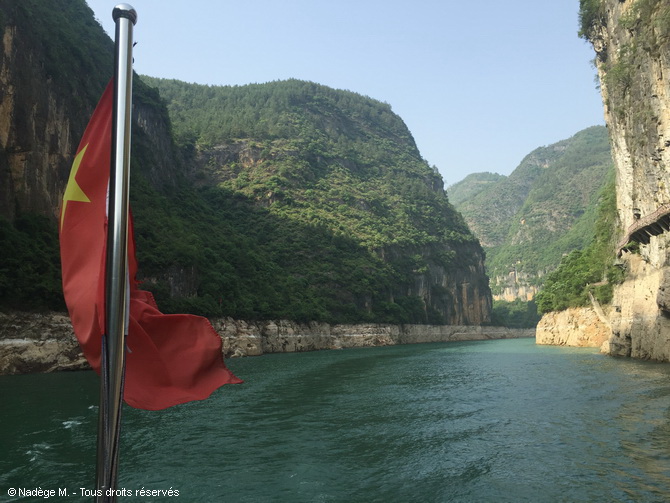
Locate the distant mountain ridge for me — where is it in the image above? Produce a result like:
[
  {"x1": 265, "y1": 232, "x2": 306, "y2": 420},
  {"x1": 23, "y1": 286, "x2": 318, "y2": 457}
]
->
[
  {"x1": 449, "y1": 126, "x2": 613, "y2": 300},
  {"x1": 447, "y1": 172, "x2": 505, "y2": 208}
]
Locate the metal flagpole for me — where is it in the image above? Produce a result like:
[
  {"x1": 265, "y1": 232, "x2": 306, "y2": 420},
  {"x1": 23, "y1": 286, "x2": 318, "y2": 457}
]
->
[{"x1": 96, "y1": 4, "x2": 137, "y2": 502}]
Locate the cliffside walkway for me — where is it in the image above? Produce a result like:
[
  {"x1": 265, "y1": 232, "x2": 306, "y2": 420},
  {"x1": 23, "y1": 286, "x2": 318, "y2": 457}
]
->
[{"x1": 617, "y1": 203, "x2": 670, "y2": 256}]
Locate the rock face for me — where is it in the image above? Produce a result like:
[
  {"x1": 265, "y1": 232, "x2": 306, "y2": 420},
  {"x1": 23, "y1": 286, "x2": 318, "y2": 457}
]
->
[
  {"x1": 589, "y1": 0, "x2": 670, "y2": 234},
  {"x1": 572, "y1": 0, "x2": 670, "y2": 360},
  {"x1": 0, "y1": 3, "x2": 113, "y2": 222},
  {"x1": 0, "y1": 25, "x2": 81, "y2": 221},
  {"x1": 214, "y1": 318, "x2": 531, "y2": 357},
  {"x1": 493, "y1": 271, "x2": 540, "y2": 302},
  {"x1": 379, "y1": 242, "x2": 491, "y2": 325},
  {"x1": 0, "y1": 311, "x2": 88, "y2": 374},
  {"x1": 607, "y1": 254, "x2": 670, "y2": 359},
  {"x1": 0, "y1": 8, "x2": 176, "y2": 223},
  {"x1": 536, "y1": 307, "x2": 610, "y2": 348},
  {"x1": 0, "y1": 311, "x2": 533, "y2": 374}
]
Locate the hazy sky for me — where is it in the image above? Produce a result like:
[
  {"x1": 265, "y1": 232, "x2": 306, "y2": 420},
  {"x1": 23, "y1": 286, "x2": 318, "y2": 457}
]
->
[{"x1": 86, "y1": 0, "x2": 605, "y2": 186}]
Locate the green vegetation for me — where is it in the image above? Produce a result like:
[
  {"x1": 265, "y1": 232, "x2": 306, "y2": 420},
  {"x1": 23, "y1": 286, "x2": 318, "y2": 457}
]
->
[
  {"x1": 603, "y1": 42, "x2": 637, "y2": 119},
  {"x1": 1, "y1": 1, "x2": 485, "y2": 324},
  {"x1": 579, "y1": 0, "x2": 606, "y2": 40},
  {"x1": 447, "y1": 172, "x2": 505, "y2": 208},
  {"x1": 488, "y1": 129, "x2": 613, "y2": 281},
  {"x1": 451, "y1": 126, "x2": 613, "y2": 291},
  {"x1": 491, "y1": 299, "x2": 540, "y2": 329},
  {"x1": 535, "y1": 177, "x2": 623, "y2": 313},
  {"x1": 0, "y1": 215, "x2": 64, "y2": 311},
  {"x1": 9, "y1": 0, "x2": 113, "y2": 110},
  {"x1": 144, "y1": 77, "x2": 474, "y2": 248},
  {"x1": 127, "y1": 77, "x2": 479, "y2": 323},
  {"x1": 129, "y1": 176, "x2": 404, "y2": 323},
  {"x1": 449, "y1": 127, "x2": 614, "y2": 324},
  {"x1": 141, "y1": 77, "x2": 412, "y2": 153},
  {"x1": 619, "y1": 0, "x2": 670, "y2": 47},
  {"x1": 0, "y1": 0, "x2": 115, "y2": 312}
]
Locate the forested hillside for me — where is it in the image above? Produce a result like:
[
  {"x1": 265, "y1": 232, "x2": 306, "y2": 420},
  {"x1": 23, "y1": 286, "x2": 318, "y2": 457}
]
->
[
  {"x1": 450, "y1": 126, "x2": 613, "y2": 300},
  {"x1": 143, "y1": 77, "x2": 469, "y2": 250},
  {"x1": 138, "y1": 77, "x2": 491, "y2": 324},
  {"x1": 535, "y1": 176, "x2": 623, "y2": 313},
  {"x1": 447, "y1": 172, "x2": 505, "y2": 208},
  {"x1": 0, "y1": 0, "x2": 492, "y2": 325}
]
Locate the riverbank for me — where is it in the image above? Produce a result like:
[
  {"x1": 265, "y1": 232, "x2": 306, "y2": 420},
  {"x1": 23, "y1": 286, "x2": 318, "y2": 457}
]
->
[{"x1": 0, "y1": 311, "x2": 534, "y2": 374}]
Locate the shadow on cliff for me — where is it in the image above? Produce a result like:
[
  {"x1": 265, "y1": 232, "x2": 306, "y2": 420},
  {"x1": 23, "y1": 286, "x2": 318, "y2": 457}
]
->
[{"x1": 130, "y1": 176, "x2": 468, "y2": 326}]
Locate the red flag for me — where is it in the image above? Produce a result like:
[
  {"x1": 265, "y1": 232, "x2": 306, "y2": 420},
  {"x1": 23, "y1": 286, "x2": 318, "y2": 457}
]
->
[{"x1": 59, "y1": 81, "x2": 242, "y2": 410}]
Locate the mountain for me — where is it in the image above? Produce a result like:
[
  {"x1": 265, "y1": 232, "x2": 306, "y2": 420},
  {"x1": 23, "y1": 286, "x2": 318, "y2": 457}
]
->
[
  {"x1": 139, "y1": 77, "x2": 491, "y2": 324},
  {"x1": 450, "y1": 126, "x2": 614, "y2": 300},
  {"x1": 447, "y1": 172, "x2": 505, "y2": 208},
  {"x1": 0, "y1": 0, "x2": 491, "y2": 325}
]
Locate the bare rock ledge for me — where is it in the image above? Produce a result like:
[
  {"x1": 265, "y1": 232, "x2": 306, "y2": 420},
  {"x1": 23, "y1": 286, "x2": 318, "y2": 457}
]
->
[{"x1": 0, "y1": 311, "x2": 534, "y2": 375}]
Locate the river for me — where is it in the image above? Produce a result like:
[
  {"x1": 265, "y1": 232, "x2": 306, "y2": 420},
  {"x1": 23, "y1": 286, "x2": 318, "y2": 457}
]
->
[{"x1": 2, "y1": 338, "x2": 670, "y2": 502}]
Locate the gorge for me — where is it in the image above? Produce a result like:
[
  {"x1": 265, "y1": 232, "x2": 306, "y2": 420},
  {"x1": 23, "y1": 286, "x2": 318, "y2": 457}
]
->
[{"x1": 0, "y1": 0, "x2": 496, "y2": 374}]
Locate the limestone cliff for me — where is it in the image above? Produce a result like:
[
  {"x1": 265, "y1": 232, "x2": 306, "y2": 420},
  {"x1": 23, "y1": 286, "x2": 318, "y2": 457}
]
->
[
  {"x1": 608, "y1": 254, "x2": 670, "y2": 359},
  {"x1": 493, "y1": 271, "x2": 541, "y2": 302},
  {"x1": 536, "y1": 307, "x2": 610, "y2": 348},
  {"x1": 0, "y1": 2, "x2": 180, "y2": 223},
  {"x1": 0, "y1": 4, "x2": 110, "y2": 221},
  {"x1": 544, "y1": 0, "x2": 670, "y2": 360},
  {"x1": 587, "y1": 0, "x2": 670, "y2": 231}
]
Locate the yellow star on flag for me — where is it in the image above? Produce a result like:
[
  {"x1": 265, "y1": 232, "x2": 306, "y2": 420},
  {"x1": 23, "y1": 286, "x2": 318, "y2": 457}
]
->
[{"x1": 61, "y1": 144, "x2": 91, "y2": 230}]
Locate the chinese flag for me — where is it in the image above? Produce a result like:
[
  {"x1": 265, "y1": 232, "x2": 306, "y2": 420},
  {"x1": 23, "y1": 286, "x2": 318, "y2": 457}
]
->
[{"x1": 59, "y1": 81, "x2": 242, "y2": 410}]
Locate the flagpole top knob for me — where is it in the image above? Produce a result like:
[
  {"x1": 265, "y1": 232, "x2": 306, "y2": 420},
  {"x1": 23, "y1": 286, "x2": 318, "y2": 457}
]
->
[{"x1": 113, "y1": 4, "x2": 137, "y2": 25}]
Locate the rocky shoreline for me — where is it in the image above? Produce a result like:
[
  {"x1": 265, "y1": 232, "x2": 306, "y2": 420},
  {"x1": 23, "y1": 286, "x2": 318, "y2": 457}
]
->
[
  {"x1": 535, "y1": 255, "x2": 670, "y2": 362},
  {"x1": 0, "y1": 311, "x2": 534, "y2": 375}
]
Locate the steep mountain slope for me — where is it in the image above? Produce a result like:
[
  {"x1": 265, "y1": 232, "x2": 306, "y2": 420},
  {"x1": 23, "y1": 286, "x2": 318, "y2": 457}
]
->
[
  {"x1": 0, "y1": 0, "x2": 180, "y2": 311},
  {"x1": 0, "y1": 0, "x2": 492, "y2": 325},
  {"x1": 447, "y1": 172, "x2": 505, "y2": 208},
  {"x1": 142, "y1": 77, "x2": 492, "y2": 324},
  {"x1": 450, "y1": 126, "x2": 613, "y2": 299},
  {"x1": 0, "y1": 0, "x2": 112, "y2": 222}
]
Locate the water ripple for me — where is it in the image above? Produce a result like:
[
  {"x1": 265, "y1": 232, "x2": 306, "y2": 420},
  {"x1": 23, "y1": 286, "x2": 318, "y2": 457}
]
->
[{"x1": 3, "y1": 339, "x2": 670, "y2": 501}]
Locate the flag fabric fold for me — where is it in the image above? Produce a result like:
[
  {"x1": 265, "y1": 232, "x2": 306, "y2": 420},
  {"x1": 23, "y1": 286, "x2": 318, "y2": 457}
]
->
[{"x1": 59, "y1": 81, "x2": 242, "y2": 411}]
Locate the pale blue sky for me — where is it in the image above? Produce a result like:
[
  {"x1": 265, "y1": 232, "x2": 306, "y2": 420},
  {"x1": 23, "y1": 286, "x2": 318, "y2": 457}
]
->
[{"x1": 86, "y1": 0, "x2": 605, "y2": 186}]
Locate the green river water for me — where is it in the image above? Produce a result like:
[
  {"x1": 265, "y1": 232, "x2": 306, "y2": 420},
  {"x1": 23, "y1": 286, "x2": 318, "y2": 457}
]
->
[{"x1": 2, "y1": 338, "x2": 670, "y2": 502}]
